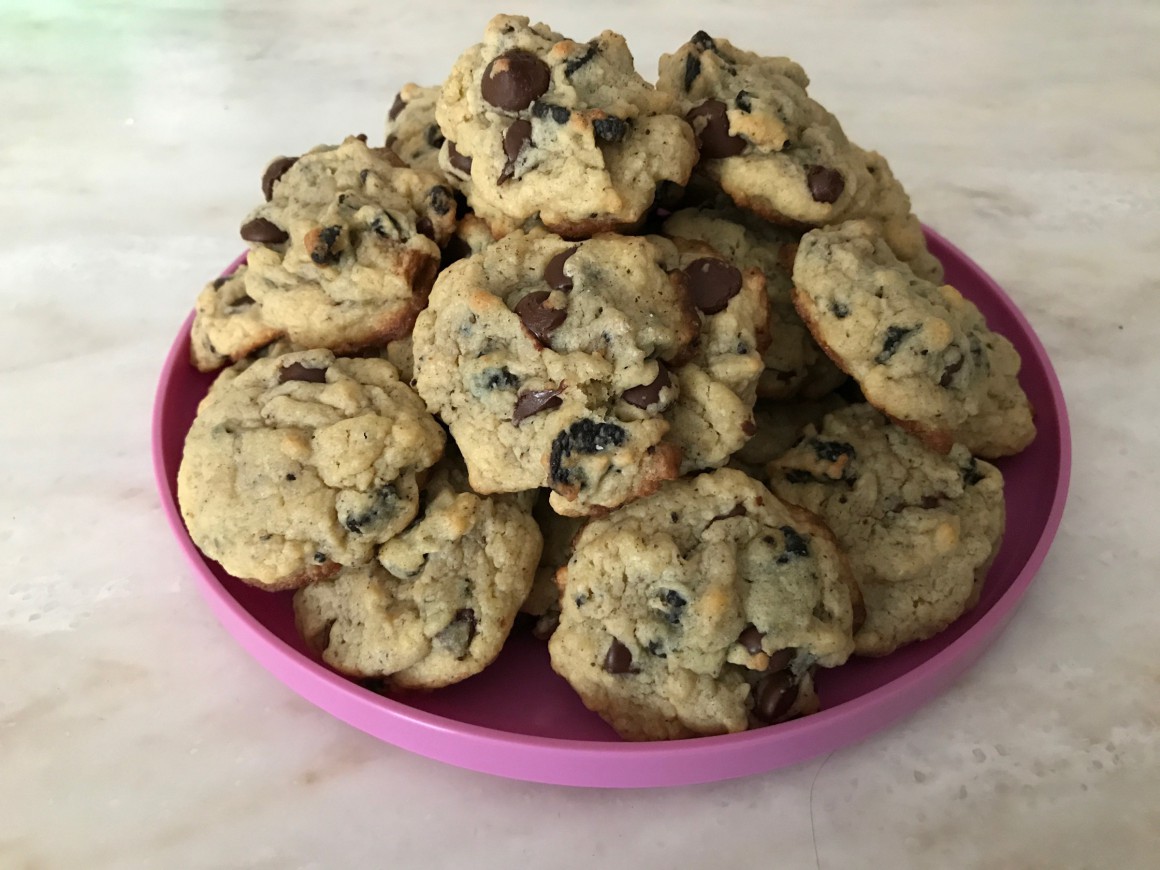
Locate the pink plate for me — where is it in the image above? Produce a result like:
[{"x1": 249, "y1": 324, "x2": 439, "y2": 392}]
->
[{"x1": 152, "y1": 228, "x2": 1070, "y2": 788}]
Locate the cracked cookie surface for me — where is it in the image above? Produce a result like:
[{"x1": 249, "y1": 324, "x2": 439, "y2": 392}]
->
[
  {"x1": 293, "y1": 454, "x2": 541, "y2": 689},
  {"x1": 413, "y1": 229, "x2": 700, "y2": 515},
  {"x1": 767, "y1": 404, "x2": 1005, "y2": 655},
  {"x1": 792, "y1": 221, "x2": 1035, "y2": 456},
  {"x1": 241, "y1": 136, "x2": 456, "y2": 352},
  {"x1": 177, "y1": 349, "x2": 445, "y2": 589},
  {"x1": 436, "y1": 14, "x2": 696, "y2": 237},
  {"x1": 549, "y1": 468, "x2": 856, "y2": 740}
]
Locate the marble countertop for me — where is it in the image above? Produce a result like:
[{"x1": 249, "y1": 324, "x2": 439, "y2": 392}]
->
[{"x1": 3, "y1": 1, "x2": 1158, "y2": 867}]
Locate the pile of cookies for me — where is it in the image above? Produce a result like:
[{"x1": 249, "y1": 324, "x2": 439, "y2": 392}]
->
[{"x1": 176, "y1": 15, "x2": 1035, "y2": 741}]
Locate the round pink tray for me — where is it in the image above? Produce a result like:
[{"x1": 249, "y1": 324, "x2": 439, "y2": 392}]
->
[{"x1": 152, "y1": 228, "x2": 1070, "y2": 788}]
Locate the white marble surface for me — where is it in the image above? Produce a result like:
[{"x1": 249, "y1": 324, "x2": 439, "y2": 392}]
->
[{"x1": 2, "y1": 1, "x2": 1159, "y2": 867}]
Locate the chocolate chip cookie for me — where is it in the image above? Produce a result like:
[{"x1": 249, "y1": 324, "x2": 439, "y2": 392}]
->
[
  {"x1": 177, "y1": 349, "x2": 445, "y2": 589},
  {"x1": 385, "y1": 83, "x2": 445, "y2": 176},
  {"x1": 549, "y1": 468, "x2": 857, "y2": 740},
  {"x1": 436, "y1": 14, "x2": 697, "y2": 237},
  {"x1": 662, "y1": 205, "x2": 847, "y2": 398},
  {"x1": 767, "y1": 404, "x2": 1005, "y2": 656},
  {"x1": 792, "y1": 220, "x2": 1035, "y2": 456},
  {"x1": 293, "y1": 455, "x2": 541, "y2": 689},
  {"x1": 657, "y1": 32, "x2": 863, "y2": 226},
  {"x1": 241, "y1": 136, "x2": 457, "y2": 353},
  {"x1": 730, "y1": 393, "x2": 850, "y2": 477},
  {"x1": 659, "y1": 235, "x2": 768, "y2": 472},
  {"x1": 413, "y1": 229, "x2": 699, "y2": 516},
  {"x1": 189, "y1": 264, "x2": 283, "y2": 372}
]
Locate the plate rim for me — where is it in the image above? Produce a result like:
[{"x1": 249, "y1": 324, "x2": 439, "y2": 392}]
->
[{"x1": 152, "y1": 227, "x2": 1071, "y2": 787}]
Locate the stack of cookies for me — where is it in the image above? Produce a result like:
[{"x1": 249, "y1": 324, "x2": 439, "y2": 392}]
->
[{"x1": 176, "y1": 15, "x2": 1035, "y2": 741}]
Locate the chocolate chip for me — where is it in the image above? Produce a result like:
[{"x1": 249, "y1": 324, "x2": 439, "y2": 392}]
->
[
  {"x1": 690, "y1": 30, "x2": 717, "y2": 52},
  {"x1": 436, "y1": 608, "x2": 477, "y2": 659},
  {"x1": 684, "y1": 257, "x2": 743, "y2": 314},
  {"x1": 428, "y1": 185, "x2": 454, "y2": 216},
  {"x1": 830, "y1": 301, "x2": 850, "y2": 318},
  {"x1": 370, "y1": 212, "x2": 402, "y2": 239},
  {"x1": 753, "y1": 670, "x2": 798, "y2": 723},
  {"x1": 711, "y1": 504, "x2": 746, "y2": 523},
  {"x1": 875, "y1": 325, "x2": 919, "y2": 364},
  {"x1": 686, "y1": 100, "x2": 745, "y2": 159},
  {"x1": 765, "y1": 648, "x2": 795, "y2": 674},
  {"x1": 314, "y1": 551, "x2": 327, "y2": 564},
  {"x1": 240, "y1": 217, "x2": 288, "y2": 244},
  {"x1": 683, "y1": 54, "x2": 701, "y2": 91},
  {"x1": 603, "y1": 639, "x2": 634, "y2": 674},
  {"x1": 940, "y1": 355, "x2": 964, "y2": 387},
  {"x1": 658, "y1": 588, "x2": 686, "y2": 624},
  {"x1": 531, "y1": 100, "x2": 570, "y2": 124},
  {"x1": 307, "y1": 225, "x2": 342, "y2": 265},
  {"x1": 742, "y1": 418, "x2": 756, "y2": 436},
  {"x1": 812, "y1": 439, "x2": 856, "y2": 465},
  {"x1": 962, "y1": 458, "x2": 984, "y2": 486},
  {"x1": 564, "y1": 43, "x2": 597, "y2": 77},
  {"x1": 920, "y1": 495, "x2": 943, "y2": 509},
  {"x1": 514, "y1": 290, "x2": 567, "y2": 344},
  {"x1": 447, "y1": 141, "x2": 472, "y2": 175},
  {"x1": 279, "y1": 361, "x2": 328, "y2": 383},
  {"x1": 806, "y1": 165, "x2": 845, "y2": 204},
  {"x1": 385, "y1": 134, "x2": 397, "y2": 148},
  {"x1": 420, "y1": 124, "x2": 444, "y2": 149},
  {"x1": 776, "y1": 525, "x2": 810, "y2": 562},
  {"x1": 388, "y1": 91, "x2": 406, "y2": 121},
  {"x1": 211, "y1": 276, "x2": 228, "y2": 290},
  {"x1": 354, "y1": 133, "x2": 368, "y2": 143},
  {"x1": 544, "y1": 246, "x2": 579, "y2": 291},
  {"x1": 416, "y1": 217, "x2": 435, "y2": 240},
  {"x1": 482, "y1": 367, "x2": 520, "y2": 390},
  {"x1": 532, "y1": 611, "x2": 560, "y2": 641},
  {"x1": 342, "y1": 485, "x2": 399, "y2": 534},
  {"x1": 593, "y1": 116, "x2": 628, "y2": 143},
  {"x1": 512, "y1": 387, "x2": 564, "y2": 424},
  {"x1": 739, "y1": 624, "x2": 764, "y2": 654},
  {"x1": 549, "y1": 419, "x2": 628, "y2": 486},
  {"x1": 622, "y1": 362, "x2": 671, "y2": 409},
  {"x1": 735, "y1": 90, "x2": 752, "y2": 112},
  {"x1": 481, "y1": 49, "x2": 550, "y2": 111},
  {"x1": 498, "y1": 119, "x2": 533, "y2": 184},
  {"x1": 261, "y1": 156, "x2": 298, "y2": 201},
  {"x1": 646, "y1": 639, "x2": 666, "y2": 658}
]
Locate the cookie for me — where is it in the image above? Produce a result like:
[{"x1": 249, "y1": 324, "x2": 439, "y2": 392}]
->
[
  {"x1": 241, "y1": 136, "x2": 457, "y2": 353},
  {"x1": 189, "y1": 264, "x2": 283, "y2": 372},
  {"x1": 662, "y1": 205, "x2": 846, "y2": 398},
  {"x1": 522, "y1": 492, "x2": 587, "y2": 638},
  {"x1": 730, "y1": 393, "x2": 849, "y2": 476},
  {"x1": 792, "y1": 220, "x2": 1035, "y2": 456},
  {"x1": 767, "y1": 404, "x2": 1005, "y2": 655},
  {"x1": 436, "y1": 14, "x2": 697, "y2": 238},
  {"x1": 657, "y1": 32, "x2": 862, "y2": 226},
  {"x1": 293, "y1": 454, "x2": 541, "y2": 689},
  {"x1": 413, "y1": 229, "x2": 699, "y2": 516},
  {"x1": 659, "y1": 235, "x2": 768, "y2": 472},
  {"x1": 549, "y1": 468, "x2": 857, "y2": 740},
  {"x1": 385, "y1": 83, "x2": 445, "y2": 176},
  {"x1": 177, "y1": 349, "x2": 445, "y2": 589}
]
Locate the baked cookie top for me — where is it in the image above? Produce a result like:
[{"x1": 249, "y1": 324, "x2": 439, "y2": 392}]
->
[
  {"x1": 663, "y1": 205, "x2": 846, "y2": 399},
  {"x1": 658, "y1": 235, "x2": 768, "y2": 473},
  {"x1": 293, "y1": 455, "x2": 541, "y2": 690},
  {"x1": 792, "y1": 220, "x2": 1035, "y2": 457},
  {"x1": 189, "y1": 264, "x2": 282, "y2": 372},
  {"x1": 657, "y1": 31, "x2": 862, "y2": 226},
  {"x1": 436, "y1": 14, "x2": 697, "y2": 237},
  {"x1": 549, "y1": 468, "x2": 857, "y2": 740},
  {"x1": 240, "y1": 136, "x2": 457, "y2": 352},
  {"x1": 413, "y1": 229, "x2": 699, "y2": 515},
  {"x1": 177, "y1": 349, "x2": 445, "y2": 589},
  {"x1": 767, "y1": 404, "x2": 1005, "y2": 655},
  {"x1": 385, "y1": 83, "x2": 446, "y2": 176}
]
